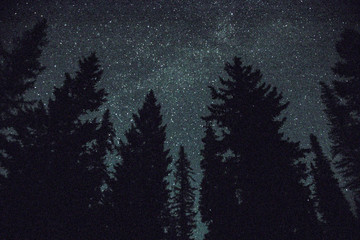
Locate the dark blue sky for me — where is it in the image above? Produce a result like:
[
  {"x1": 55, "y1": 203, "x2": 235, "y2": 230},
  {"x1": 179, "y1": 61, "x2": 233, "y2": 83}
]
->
[{"x1": 1, "y1": 1, "x2": 359, "y2": 238}]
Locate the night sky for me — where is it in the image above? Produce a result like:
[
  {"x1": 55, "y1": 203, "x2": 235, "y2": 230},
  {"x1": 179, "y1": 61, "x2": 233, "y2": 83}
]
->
[{"x1": 1, "y1": 0, "x2": 359, "y2": 239}]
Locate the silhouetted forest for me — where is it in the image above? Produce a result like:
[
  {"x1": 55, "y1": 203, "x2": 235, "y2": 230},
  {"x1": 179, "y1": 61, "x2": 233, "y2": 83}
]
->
[{"x1": 0, "y1": 19, "x2": 359, "y2": 240}]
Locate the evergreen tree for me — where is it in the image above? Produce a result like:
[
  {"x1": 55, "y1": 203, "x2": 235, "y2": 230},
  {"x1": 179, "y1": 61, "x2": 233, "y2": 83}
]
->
[
  {"x1": 171, "y1": 146, "x2": 196, "y2": 240},
  {"x1": 0, "y1": 18, "x2": 48, "y2": 178},
  {"x1": 199, "y1": 123, "x2": 240, "y2": 240},
  {"x1": 109, "y1": 90, "x2": 171, "y2": 240},
  {"x1": 1, "y1": 100, "x2": 52, "y2": 239},
  {"x1": 3, "y1": 52, "x2": 114, "y2": 239},
  {"x1": 46, "y1": 52, "x2": 111, "y2": 239},
  {"x1": 202, "y1": 57, "x2": 321, "y2": 239},
  {"x1": 320, "y1": 28, "x2": 360, "y2": 219},
  {"x1": 310, "y1": 134, "x2": 358, "y2": 239},
  {"x1": 0, "y1": 19, "x2": 48, "y2": 239},
  {"x1": 0, "y1": 18, "x2": 47, "y2": 120},
  {"x1": 87, "y1": 109, "x2": 117, "y2": 239}
]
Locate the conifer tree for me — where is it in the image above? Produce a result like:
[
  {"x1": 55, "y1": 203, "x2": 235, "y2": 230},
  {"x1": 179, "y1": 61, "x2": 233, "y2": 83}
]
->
[
  {"x1": 87, "y1": 109, "x2": 117, "y2": 239},
  {"x1": 109, "y1": 90, "x2": 171, "y2": 240},
  {"x1": 0, "y1": 18, "x2": 48, "y2": 176},
  {"x1": 0, "y1": 19, "x2": 48, "y2": 239},
  {"x1": 1, "y1": 100, "x2": 52, "y2": 239},
  {"x1": 3, "y1": 52, "x2": 114, "y2": 239},
  {"x1": 310, "y1": 134, "x2": 358, "y2": 239},
  {"x1": 0, "y1": 18, "x2": 47, "y2": 119},
  {"x1": 171, "y1": 146, "x2": 196, "y2": 240},
  {"x1": 199, "y1": 123, "x2": 240, "y2": 240},
  {"x1": 202, "y1": 57, "x2": 321, "y2": 239},
  {"x1": 46, "y1": 52, "x2": 111, "y2": 239},
  {"x1": 320, "y1": 28, "x2": 360, "y2": 219}
]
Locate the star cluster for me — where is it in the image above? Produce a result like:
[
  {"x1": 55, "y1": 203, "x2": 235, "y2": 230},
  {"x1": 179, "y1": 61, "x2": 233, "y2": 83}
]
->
[{"x1": 1, "y1": 0, "x2": 359, "y2": 238}]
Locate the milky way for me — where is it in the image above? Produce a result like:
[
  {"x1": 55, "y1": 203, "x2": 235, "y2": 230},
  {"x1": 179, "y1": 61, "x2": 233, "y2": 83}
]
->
[{"x1": 1, "y1": 0, "x2": 359, "y2": 238}]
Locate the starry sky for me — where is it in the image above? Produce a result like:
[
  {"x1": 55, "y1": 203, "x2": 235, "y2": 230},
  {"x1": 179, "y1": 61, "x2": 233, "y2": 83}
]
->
[{"x1": 1, "y1": 0, "x2": 359, "y2": 239}]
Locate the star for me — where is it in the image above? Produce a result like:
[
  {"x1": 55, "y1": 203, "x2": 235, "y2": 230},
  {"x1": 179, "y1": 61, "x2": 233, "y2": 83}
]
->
[{"x1": 1, "y1": 0, "x2": 359, "y2": 238}]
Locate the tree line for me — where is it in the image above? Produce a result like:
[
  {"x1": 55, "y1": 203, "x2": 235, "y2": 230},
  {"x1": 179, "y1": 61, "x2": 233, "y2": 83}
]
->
[{"x1": 0, "y1": 19, "x2": 359, "y2": 240}]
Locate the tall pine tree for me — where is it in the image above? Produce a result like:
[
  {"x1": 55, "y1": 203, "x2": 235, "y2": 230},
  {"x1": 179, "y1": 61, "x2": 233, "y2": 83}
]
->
[
  {"x1": 310, "y1": 134, "x2": 358, "y2": 239},
  {"x1": 0, "y1": 19, "x2": 48, "y2": 239},
  {"x1": 87, "y1": 109, "x2": 117, "y2": 239},
  {"x1": 1, "y1": 100, "x2": 52, "y2": 239},
  {"x1": 199, "y1": 122, "x2": 240, "y2": 240},
  {"x1": 108, "y1": 90, "x2": 171, "y2": 240},
  {"x1": 3, "y1": 52, "x2": 114, "y2": 239},
  {"x1": 46, "y1": 52, "x2": 112, "y2": 239},
  {"x1": 0, "y1": 18, "x2": 48, "y2": 178},
  {"x1": 0, "y1": 18, "x2": 47, "y2": 122},
  {"x1": 202, "y1": 57, "x2": 321, "y2": 239},
  {"x1": 171, "y1": 145, "x2": 196, "y2": 240},
  {"x1": 320, "y1": 28, "x2": 360, "y2": 220}
]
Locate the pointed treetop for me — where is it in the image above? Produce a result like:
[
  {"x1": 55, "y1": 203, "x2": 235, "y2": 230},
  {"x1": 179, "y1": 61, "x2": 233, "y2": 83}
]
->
[
  {"x1": 11, "y1": 18, "x2": 48, "y2": 78},
  {"x1": 144, "y1": 89, "x2": 157, "y2": 106},
  {"x1": 148, "y1": 89, "x2": 155, "y2": 97},
  {"x1": 77, "y1": 52, "x2": 103, "y2": 80},
  {"x1": 179, "y1": 145, "x2": 185, "y2": 158},
  {"x1": 49, "y1": 52, "x2": 107, "y2": 121}
]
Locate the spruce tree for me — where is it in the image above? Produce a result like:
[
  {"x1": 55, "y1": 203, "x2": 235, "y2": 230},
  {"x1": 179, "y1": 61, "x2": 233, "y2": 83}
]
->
[
  {"x1": 46, "y1": 52, "x2": 111, "y2": 239},
  {"x1": 109, "y1": 90, "x2": 171, "y2": 240},
  {"x1": 87, "y1": 109, "x2": 117, "y2": 239},
  {"x1": 0, "y1": 18, "x2": 48, "y2": 177},
  {"x1": 199, "y1": 123, "x2": 240, "y2": 240},
  {"x1": 172, "y1": 146, "x2": 196, "y2": 240},
  {"x1": 310, "y1": 134, "x2": 358, "y2": 239},
  {"x1": 320, "y1": 28, "x2": 360, "y2": 219},
  {"x1": 202, "y1": 57, "x2": 321, "y2": 239},
  {"x1": 0, "y1": 18, "x2": 47, "y2": 119},
  {"x1": 3, "y1": 52, "x2": 114, "y2": 239},
  {"x1": 1, "y1": 100, "x2": 52, "y2": 239},
  {"x1": 0, "y1": 19, "x2": 48, "y2": 239}
]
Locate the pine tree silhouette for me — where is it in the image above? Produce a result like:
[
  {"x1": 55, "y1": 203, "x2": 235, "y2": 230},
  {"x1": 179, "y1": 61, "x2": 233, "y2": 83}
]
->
[
  {"x1": 320, "y1": 28, "x2": 360, "y2": 220},
  {"x1": 171, "y1": 145, "x2": 197, "y2": 240},
  {"x1": 0, "y1": 18, "x2": 47, "y2": 117},
  {"x1": 202, "y1": 57, "x2": 321, "y2": 239},
  {"x1": 310, "y1": 134, "x2": 358, "y2": 239},
  {"x1": 0, "y1": 19, "x2": 48, "y2": 239},
  {"x1": 108, "y1": 90, "x2": 171, "y2": 240},
  {"x1": 3, "y1": 52, "x2": 114, "y2": 239},
  {"x1": 2, "y1": 100, "x2": 52, "y2": 239},
  {"x1": 199, "y1": 122, "x2": 240, "y2": 240},
  {"x1": 46, "y1": 52, "x2": 111, "y2": 239},
  {"x1": 0, "y1": 18, "x2": 48, "y2": 176},
  {"x1": 87, "y1": 109, "x2": 117, "y2": 239}
]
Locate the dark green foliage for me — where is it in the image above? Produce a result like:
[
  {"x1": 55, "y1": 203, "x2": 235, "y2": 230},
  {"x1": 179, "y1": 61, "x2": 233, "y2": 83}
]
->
[
  {"x1": 310, "y1": 134, "x2": 358, "y2": 239},
  {"x1": 171, "y1": 146, "x2": 196, "y2": 240},
  {"x1": 202, "y1": 57, "x2": 321, "y2": 239},
  {"x1": 320, "y1": 29, "x2": 360, "y2": 219},
  {"x1": 108, "y1": 90, "x2": 171, "y2": 240}
]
